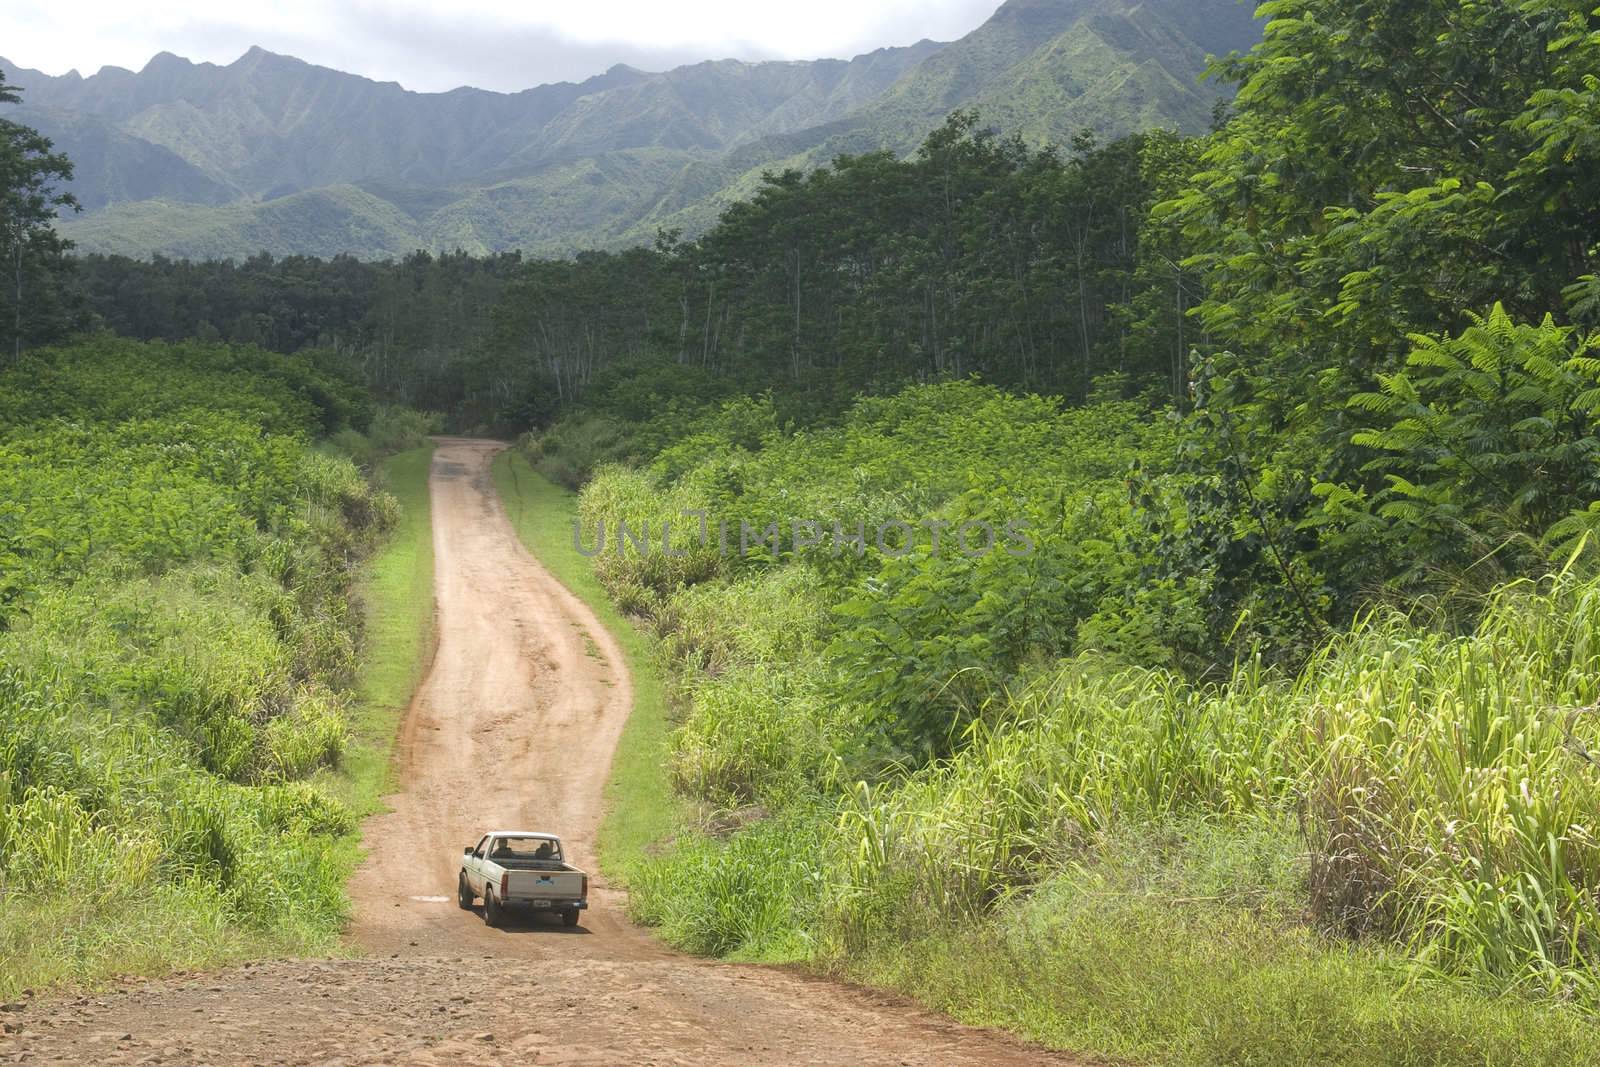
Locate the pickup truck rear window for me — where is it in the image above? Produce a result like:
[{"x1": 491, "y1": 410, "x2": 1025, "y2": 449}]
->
[{"x1": 485, "y1": 837, "x2": 563, "y2": 862}]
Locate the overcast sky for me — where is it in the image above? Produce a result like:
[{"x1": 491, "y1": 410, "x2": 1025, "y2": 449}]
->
[{"x1": 8, "y1": 0, "x2": 1002, "y2": 92}]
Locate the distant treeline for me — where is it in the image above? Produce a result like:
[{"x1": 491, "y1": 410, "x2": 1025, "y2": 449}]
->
[
  {"x1": 70, "y1": 250, "x2": 524, "y2": 419},
  {"x1": 67, "y1": 113, "x2": 1198, "y2": 428}
]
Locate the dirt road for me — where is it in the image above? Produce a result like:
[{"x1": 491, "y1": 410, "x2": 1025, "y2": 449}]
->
[{"x1": 5, "y1": 440, "x2": 1066, "y2": 1065}]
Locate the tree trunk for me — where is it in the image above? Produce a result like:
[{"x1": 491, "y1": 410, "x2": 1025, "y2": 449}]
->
[{"x1": 13, "y1": 225, "x2": 23, "y2": 367}]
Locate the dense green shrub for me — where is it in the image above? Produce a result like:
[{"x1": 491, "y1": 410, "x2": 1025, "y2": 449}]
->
[
  {"x1": 643, "y1": 564, "x2": 1600, "y2": 1003},
  {"x1": 628, "y1": 809, "x2": 829, "y2": 961},
  {"x1": 576, "y1": 381, "x2": 1177, "y2": 779},
  {"x1": 0, "y1": 334, "x2": 367, "y2": 434},
  {"x1": 327, "y1": 405, "x2": 444, "y2": 469},
  {"x1": 578, "y1": 373, "x2": 1600, "y2": 1021},
  {"x1": 0, "y1": 337, "x2": 389, "y2": 994}
]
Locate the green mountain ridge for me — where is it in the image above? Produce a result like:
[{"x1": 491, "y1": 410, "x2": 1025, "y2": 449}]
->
[{"x1": 3, "y1": 0, "x2": 1262, "y2": 259}]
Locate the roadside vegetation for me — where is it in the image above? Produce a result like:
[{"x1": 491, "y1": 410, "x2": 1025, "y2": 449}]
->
[
  {"x1": 506, "y1": 4, "x2": 1600, "y2": 1063},
  {"x1": 327, "y1": 442, "x2": 437, "y2": 824},
  {"x1": 0, "y1": 338, "x2": 429, "y2": 996},
  {"x1": 556, "y1": 383, "x2": 1600, "y2": 1064}
]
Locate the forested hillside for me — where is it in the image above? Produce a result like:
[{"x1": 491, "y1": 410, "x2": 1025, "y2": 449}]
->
[
  {"x1": 0, "y1": 0, "x2": 1259, "y2": 258},
  {"x1": 62, "y1": 113, "x2": 1194, "y2": 426}
]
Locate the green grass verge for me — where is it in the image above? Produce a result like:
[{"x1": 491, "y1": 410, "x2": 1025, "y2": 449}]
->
[
  {"x1": 321, "y1": 444, "x2": 437, "y2": 823},
  {"x1": 491, "y1": 448, "x2": 680, "y2": 881},
  {"x1": 0, "y1": 884, "x2": 285, "y2": 996},
  {"x1": 842, "y1": 821, "x2": 1600, "y2": 1067},
  {"x1": 855, "y1": 907, "x2": 1600, "y2": 1067}
]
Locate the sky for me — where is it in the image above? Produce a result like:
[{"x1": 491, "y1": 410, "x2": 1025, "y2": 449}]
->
[{"x1": 7, "y1": 0, "x2": 1002, "y2": 92}]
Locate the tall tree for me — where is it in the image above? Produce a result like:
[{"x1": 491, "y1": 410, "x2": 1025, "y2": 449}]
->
[
  {"x1": 1146, "y1": 0, "x2": 1600, "y2": 649},
  {"x1": 0, "y1": 70, "x2": 80, "y2": 362},
  {"x1": 1170, "y1": 0, "x2": 1600, "y2": 443}
]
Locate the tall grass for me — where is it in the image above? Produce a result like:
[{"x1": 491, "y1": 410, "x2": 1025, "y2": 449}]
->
[
  {"x1": 0, "y1": 339, "x2": 409, "y2": 996},
  {"x1": 0, "y1": 665, "x2": 357, "y2": 994},
  {"x1": 612, "y1": 566, "x2": 1600, "y2": 1062},
  {"x1": 849, "y1": 828, "x2": 1600, "y2": 1067},
  {"x1": 558, "y1": 380, "x2": 1600, "y2": 1061},
  {"x1": 825, "y1": 570, "x2": 1600, "y2": 1001},
  {"x1": 326, "y1": 408, "x2": 443, "y2": 470}
]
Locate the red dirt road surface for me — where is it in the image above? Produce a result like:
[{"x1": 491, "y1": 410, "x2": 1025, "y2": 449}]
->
[{"x1": 4, "y1": 440, "x2": 1069, "y2": 1065}]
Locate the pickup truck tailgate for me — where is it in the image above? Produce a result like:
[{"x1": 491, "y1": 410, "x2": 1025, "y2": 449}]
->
[{"x1": 505, "y1": 869, "x2": 584, "y2": 901}]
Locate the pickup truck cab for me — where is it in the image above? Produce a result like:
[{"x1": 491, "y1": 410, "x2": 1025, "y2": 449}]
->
[{"x1": 458, "y1": 831, "x2": 589, "y2": 928}]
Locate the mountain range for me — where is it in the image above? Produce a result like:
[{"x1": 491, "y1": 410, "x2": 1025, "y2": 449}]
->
[{"x1": 1, "y1": 0, "x2": 1263, "y2": 260}]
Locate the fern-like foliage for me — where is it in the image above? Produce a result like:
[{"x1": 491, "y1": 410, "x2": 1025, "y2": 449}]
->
[{"x1": 1323, "y1": 303, "x2": 1600, "y2": 581}]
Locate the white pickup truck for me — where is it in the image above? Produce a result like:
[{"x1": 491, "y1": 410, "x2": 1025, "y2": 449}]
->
[{"x1": 457, "y1": 831, "x2": 589, "y2": 928}]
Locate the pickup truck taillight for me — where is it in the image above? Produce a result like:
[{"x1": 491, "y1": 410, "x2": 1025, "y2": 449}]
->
[
  {"x1": 581, "y1": 875, "x2": 588, "y2": 898},
  {"x1": 500, "y1": 872, "x2": 509, "y2": 898}
]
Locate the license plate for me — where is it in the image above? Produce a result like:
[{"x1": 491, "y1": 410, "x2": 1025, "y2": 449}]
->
[{"x1": 530, "y1": 899, "x2": 551, "y2": 908}]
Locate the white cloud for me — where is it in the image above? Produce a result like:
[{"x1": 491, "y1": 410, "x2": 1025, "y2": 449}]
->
[{"x1": 5, "y1": 0, "x2": 1000, "y2": 91}]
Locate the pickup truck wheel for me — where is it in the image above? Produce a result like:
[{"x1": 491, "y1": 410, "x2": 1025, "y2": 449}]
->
[
  {"x1": 483, "y1": 889, "x2": 504, "y2": 928},
  {"x1": 457, "y1": 873, "x2": 474, "y2": 910},
  {"x1": 562, "y1": 908, "x2": 580, "y2": 928}
]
